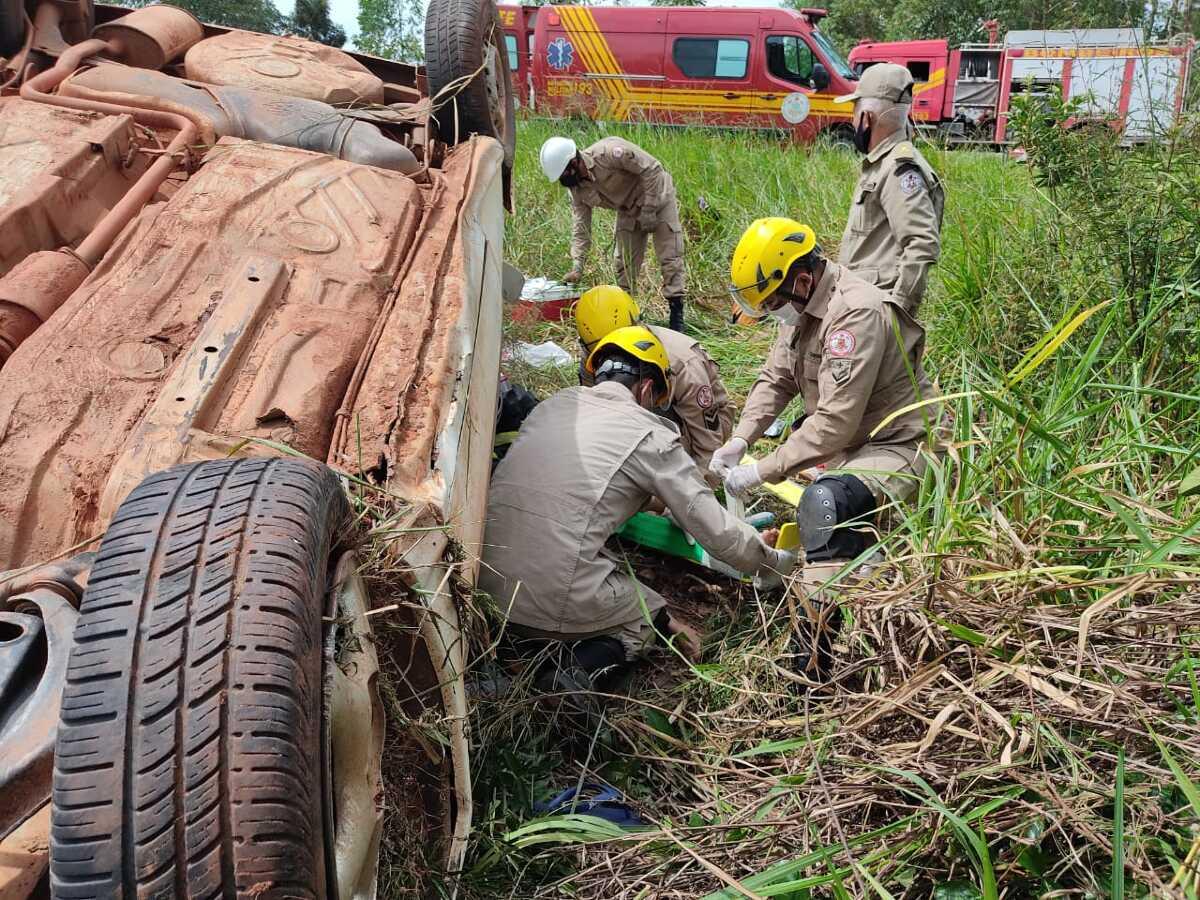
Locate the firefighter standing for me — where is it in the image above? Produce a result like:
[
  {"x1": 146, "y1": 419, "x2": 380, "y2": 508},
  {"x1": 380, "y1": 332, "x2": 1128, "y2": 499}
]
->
[
  {"x1": 481, "y1": 326, "x2": 793, "y2": 698},
  {"x1": 710, "y1": 218, "x2": 941, "y2": 673},
  {"x1": 834, "y1": 63, "x2": 945, "y2": 316},
  {"x1": 541, "y1": 135, "x2": 688, "y2": 332},
  {"x1": 575, "y1": 285, "x2": 731, "y2": 479}
]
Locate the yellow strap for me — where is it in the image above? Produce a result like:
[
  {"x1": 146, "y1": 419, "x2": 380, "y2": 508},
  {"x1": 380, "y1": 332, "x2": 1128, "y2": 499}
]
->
[{"x1": 776, "y1": 522, "x2": 801, "y2": 552}]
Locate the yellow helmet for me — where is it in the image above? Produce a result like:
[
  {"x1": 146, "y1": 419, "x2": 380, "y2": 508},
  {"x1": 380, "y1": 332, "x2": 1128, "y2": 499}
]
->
[
  {"x1": 575, "y1": 285, "x2": 641, "y2": 351},
  {"x1": 585, "y1": 325, "x2": 671, "y2": 400},
  {"x1": 729, "y1": 217, "x2": 817, "y2": 315}
]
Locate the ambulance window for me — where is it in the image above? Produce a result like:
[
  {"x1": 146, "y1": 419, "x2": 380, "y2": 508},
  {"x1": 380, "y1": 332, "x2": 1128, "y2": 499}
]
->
[
  {"x1": 766, "y1": 35, "x2": 814, "y2": 85},
  {"x1": 504, "y1": 34, "x2": 519, "y2": 72},
  {"x1": 673, "y1": 38, "x2": 749, "y2": 79},
  {"x1": 907, "y1": 60, "x2": 931, "y2": 82}
]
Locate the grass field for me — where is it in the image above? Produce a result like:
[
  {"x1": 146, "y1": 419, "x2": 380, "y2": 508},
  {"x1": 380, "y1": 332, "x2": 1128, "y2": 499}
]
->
[{"x1": 388, "y1": 118, "x2": 1200, "y2": 898}]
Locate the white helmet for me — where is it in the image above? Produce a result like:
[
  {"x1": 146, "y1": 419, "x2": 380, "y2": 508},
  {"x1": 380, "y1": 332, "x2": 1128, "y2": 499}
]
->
[{"x1": 540, "y1": 136, "x2": 577, "y2": 181}]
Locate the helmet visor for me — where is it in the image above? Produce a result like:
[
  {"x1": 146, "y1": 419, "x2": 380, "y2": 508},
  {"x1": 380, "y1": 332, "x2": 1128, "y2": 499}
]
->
[{"x1": 728, "y1": 283, "x2": 769, "y2": 319}]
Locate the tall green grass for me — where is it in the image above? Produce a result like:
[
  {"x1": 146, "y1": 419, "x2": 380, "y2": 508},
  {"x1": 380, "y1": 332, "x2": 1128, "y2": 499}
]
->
[{"x1": 462, "y1": 115, "x2": 1200, "y2": 898}]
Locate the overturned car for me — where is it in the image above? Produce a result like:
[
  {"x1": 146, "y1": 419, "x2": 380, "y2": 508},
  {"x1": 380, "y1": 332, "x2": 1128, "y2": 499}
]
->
[{"x1": 0, "y1": 0, "x2": 515, "y2": 895}]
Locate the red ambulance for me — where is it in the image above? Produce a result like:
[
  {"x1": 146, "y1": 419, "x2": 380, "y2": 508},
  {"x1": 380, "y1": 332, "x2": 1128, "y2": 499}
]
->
[
  {"x1": 848, "y1": 27, "x2": 1194, "y2": 144},
  {"x1": 499, "y1": 4, "x2": 861, "y2": 143}
]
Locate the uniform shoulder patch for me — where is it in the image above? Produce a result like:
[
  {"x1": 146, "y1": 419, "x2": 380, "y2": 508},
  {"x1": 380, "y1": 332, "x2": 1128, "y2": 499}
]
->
[
  {"x1": 826, "y1": 329, "x2": 856, "y2": 358},
  {"x1": 696, "y1": 384, "x2": 713, "y2": 409},
  {"x1": 830, "y1": 358, "x2": 853, "y2": 385},
  {"x1": 898, "y1": 169, "x2": 925, "y2": 196}
]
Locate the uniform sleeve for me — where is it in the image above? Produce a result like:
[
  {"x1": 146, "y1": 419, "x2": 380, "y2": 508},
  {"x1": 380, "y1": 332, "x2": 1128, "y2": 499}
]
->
[
  {"x1": 755, "y1": 307, "x2": 887, "y2": 484},
  {"x1": 609, "y1": 143, "x2": 668, "y2": 214},
  {"x1": 732, "y1": 330, "x2": 801, "y2": 446},
  {"x1": 570, "y1": 191, "x2": 593, "y2": 269},
  {"x1": 879, "y1": 163, "x2": 941, "y2": 313},
  {"x1": 670, "y1": 358, "x2": 725, "y2": 471},
  {"x1": 628, "y1": 434, "x2": 774, "y2": 575}
]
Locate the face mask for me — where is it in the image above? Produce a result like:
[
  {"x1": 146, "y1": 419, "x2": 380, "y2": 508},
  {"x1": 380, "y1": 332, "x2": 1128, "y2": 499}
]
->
[
  {"x1": 559, "y1": 169, "x2": 581, "y2": 188},
  {"x1": 770, "y1": 303, "x2": 803, "y2": 327},
  {"x1": 853, "y1": 119, "x2": 872, "y2": 154}
]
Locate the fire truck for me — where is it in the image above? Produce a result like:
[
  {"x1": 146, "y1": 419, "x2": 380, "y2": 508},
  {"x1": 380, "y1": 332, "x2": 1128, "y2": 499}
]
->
[
  {"x1": 499, "y1": 4, "x2": 862, "y2": 143},
  {"x1": 848, "y1": 26, "x2": 1194, "y2": 144}
]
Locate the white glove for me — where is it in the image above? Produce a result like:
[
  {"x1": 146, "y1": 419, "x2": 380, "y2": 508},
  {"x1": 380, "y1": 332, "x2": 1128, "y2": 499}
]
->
[
  {"x1": 724, "y1": 461, "x2": 762, "y2": 498},
  {"x1": 709, "y1": 437, "x2": 747, "y2": 479},
  {"x1": 663, "y1": 508, "x2": 696, "y2": 546},
  {"x1": 754, "y1": 547, "x2": 797, "y2": 592},
  {"x1": 770, "y1": 547, "x2": 798, "y2": 576}
]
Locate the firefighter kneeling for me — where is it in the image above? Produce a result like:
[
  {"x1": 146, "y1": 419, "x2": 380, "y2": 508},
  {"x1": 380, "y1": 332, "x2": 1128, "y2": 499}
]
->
[
  {"x1": 481, "y1": 326, "x2": 794, "y2": 734},
  {"x1": 712, "y1": 217, "x2": 943, "y2": 677}
]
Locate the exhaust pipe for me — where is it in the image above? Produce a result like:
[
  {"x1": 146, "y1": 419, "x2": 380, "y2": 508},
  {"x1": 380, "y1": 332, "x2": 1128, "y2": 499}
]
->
[{"x1": 0, "y1": 3, "x2": 203, "y2": 364}]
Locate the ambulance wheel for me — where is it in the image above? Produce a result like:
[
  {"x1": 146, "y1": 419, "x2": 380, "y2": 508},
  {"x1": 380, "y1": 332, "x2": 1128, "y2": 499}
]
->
[
  {"x1": 825, "y1": 125, "x2": 856, "y2": 151},
  {"x1": 49, "y1": 457, "x2": 358, "y2": 898},
  {"x1": 424, "y1": 0, "x2": 516, "y2": 165},
  {"x1": 1, "y1": 0, "x2": 25, "y2": 55}
]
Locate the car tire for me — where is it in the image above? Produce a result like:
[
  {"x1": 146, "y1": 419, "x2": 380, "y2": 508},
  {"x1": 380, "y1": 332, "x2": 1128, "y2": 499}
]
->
[
  {"x1": 59, "y1": 0, "x2": 95, "y2": 46},
  {"x1": 424, "y1": 0, "x2": 516, "y2": 165},
  {"x1": 49, "y1": 457, "x2": 350, "y2": 899},
  {"x1": 1, "y1": 0, "x2": 25, "y2": 56}
]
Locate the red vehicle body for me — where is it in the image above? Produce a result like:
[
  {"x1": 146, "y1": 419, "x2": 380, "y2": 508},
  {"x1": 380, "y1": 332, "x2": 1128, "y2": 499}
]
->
[
  {"x1": 849, "y1": 28, "x2": 1194, "y2": 144},
  {"x1": 500, "y1": 4, "x2": 862, "y2": 142},
  {"x1": 499, "y1": 3, "x2": 537, "y2": 105}
]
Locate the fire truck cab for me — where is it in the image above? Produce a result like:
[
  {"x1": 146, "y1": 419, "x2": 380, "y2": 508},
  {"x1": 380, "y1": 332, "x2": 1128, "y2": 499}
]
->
[
  {"x1": 850, "y1": 28, "x2": 1194, "y2": 145},
  {"x1": 501, "y1": 4, "x2": 861, "y2": 144}
]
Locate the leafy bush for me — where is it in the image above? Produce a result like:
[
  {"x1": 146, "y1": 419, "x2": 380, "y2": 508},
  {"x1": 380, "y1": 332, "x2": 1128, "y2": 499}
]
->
[{"x1": 1009, "y1": 89, "x2": 1200, "y2": 398}]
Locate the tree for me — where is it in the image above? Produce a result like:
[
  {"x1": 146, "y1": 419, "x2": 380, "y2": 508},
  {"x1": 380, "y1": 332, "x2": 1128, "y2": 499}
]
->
[
  {"x1": 290, "y1": 0, "x2": 347, "y2": 47},
  {"x1": 137, "y1": 0, "x2": 286, "y2": 33},
  {"x1": 817, "y1": 0, "x2": 888, "y2": 53},
  {"x1": 356, "y1": 0, "x2": 425, "y2": 62}
]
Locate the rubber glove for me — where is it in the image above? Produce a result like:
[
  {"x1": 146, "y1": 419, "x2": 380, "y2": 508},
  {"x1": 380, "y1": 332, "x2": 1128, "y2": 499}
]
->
[
  {"x1": 754, "y1": 547, "x2": 797, "y2": 592},
  {"x1": 724, "y1": 461, "x2": 762, "y2": 498},
  {"x1": 708, "y1": 437, "x2": 747, "y2": 479},
  {"x1": 663, "y1": 508, "x2": 696, "y2": 546}
]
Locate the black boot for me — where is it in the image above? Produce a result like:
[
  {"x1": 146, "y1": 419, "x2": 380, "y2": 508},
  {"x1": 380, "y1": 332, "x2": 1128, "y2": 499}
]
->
[
  {"x1": 791, "y1": 601, "x2": 843, "y2": 683},
  {"x1": 667, "y1": 295, "x2": 685, "y2": 333}
]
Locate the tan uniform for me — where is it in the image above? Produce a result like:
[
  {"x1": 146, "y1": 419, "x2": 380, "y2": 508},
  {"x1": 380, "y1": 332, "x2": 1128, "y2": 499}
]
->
[
  {"x1": 580, "y1": 325, "x2": 732, "y2": 477},
  {"x1": 840, "y1": 133, "x2": 944, "y2": 315},
  {"x1": 569, "y1": 137, "x2": 685, "y2": 297},
  {"x1": 732, "y1": 263, "x2": 939, "y2": 501},
  {"x1": 482, "y1": 381, "x2": 774, "y2": 656},
  {"x1": 653, "y1": 326, "x2": 732, "y2": 475}
]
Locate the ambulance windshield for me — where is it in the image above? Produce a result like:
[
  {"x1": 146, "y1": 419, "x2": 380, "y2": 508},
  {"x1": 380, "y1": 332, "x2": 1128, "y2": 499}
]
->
[{"x1": 811, "y1": 30, "x2": 856, "y2": 80}]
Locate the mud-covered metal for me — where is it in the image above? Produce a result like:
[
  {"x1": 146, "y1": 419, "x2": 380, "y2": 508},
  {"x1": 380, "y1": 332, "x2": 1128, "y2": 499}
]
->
[
  {"x1": 185, "y1": 30, "x2": 385, "y2": 105},
  {"x1": 0, "y1": 99, "x2": 146, "y2": 279},
  {"x1": 92, "y1": 3, "x2": 204, "y2": 69},
  {"x1": 0, "y1": 250, "x2": 90, "y2": 365},
  {"x1": 63, "y1": 65, "x2": 419, "y2": 173},
  {"x1": 0, "y1": 1, "x2": 509, "y2": 891}
]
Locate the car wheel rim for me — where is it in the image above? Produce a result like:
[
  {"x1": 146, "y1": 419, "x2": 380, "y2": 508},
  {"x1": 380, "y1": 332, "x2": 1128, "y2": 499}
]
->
[
  {"x1": 484, "y1": 41, "x2": 506, "y2": 137},
  {"x1": 324, "y1": 552, "x2": 386, "y2": 900}
]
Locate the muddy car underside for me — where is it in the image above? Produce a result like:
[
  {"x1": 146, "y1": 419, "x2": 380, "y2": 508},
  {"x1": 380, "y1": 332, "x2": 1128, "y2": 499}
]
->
[{"x1": 0, "y1": 0, "x2": 512, "y2": 895}]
